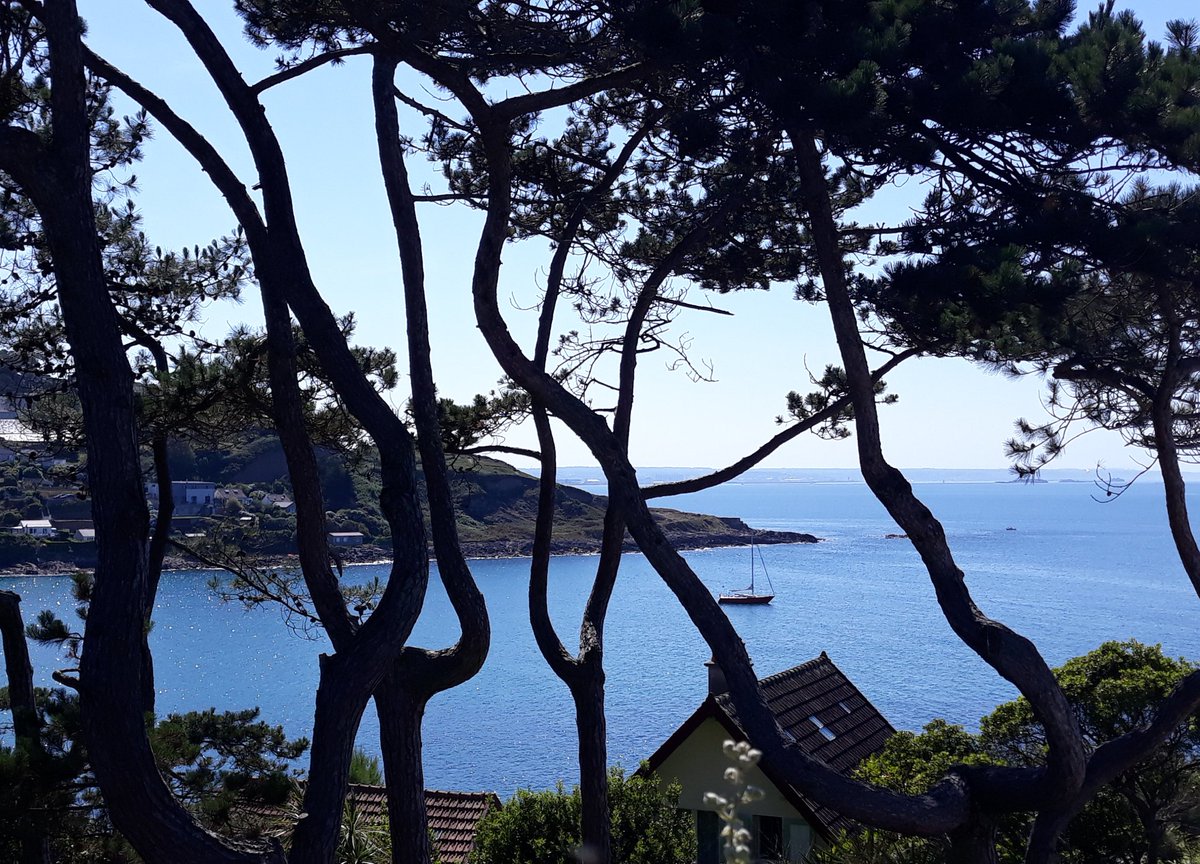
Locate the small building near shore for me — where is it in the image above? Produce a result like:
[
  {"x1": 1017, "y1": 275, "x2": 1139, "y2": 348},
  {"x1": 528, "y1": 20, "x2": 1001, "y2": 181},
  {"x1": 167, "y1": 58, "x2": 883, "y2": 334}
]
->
[
  {"x1": 263, "y1": 493, "x2": 296, "y2": 513},
  {"x1": 644, "y1": 653, "x2": 895, "y2": 863},
  {"x1": 215, "y1": 487, "x2": 254, "y2": 509},
  {"x1": 328, "y1": 531, "x2": 365, "y2": 547},
  {"x1": 148, "y1": 480, "x2": 216, "y2": 515},
  {"x1": 17, "y1": 518, "x2": 55, "y2": 537}
]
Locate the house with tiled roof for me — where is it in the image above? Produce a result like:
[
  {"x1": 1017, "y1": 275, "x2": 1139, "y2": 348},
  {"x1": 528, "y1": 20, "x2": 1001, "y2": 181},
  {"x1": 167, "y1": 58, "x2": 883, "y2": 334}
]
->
[
  {"x1": 233, "y1": 784, "x2": 500, "y2": 864},
  {"x1": 644, "y1": 652, "x2": 894, "y2": 864},
  {"x1": 350, "y1": 786, "x2": 500, "y2": 863}
]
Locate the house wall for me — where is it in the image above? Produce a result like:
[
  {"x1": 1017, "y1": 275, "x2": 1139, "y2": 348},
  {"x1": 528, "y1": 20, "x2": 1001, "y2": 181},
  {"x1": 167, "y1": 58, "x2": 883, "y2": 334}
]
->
[
  {"x1": 654, "y1": 716, "x2": 817, "y2": 862},
  {"x1": 176, "y1": 482, "x2": 215, "y2": 505},
  {"x1": 656, "y1": 716, "x2": 798, "y2": 816}
]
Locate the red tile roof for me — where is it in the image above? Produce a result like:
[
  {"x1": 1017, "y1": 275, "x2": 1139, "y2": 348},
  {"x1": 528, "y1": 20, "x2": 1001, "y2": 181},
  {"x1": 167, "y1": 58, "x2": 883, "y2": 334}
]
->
[
  {"x1": 426, "y1": 789, "x2": 502, "y2": 863},
  {"x1": 338, "y1": 785, "x2": 501, "y2": 863},
  {"x1": 230, "y1": 784, "x2": 500, "y2": 864}
]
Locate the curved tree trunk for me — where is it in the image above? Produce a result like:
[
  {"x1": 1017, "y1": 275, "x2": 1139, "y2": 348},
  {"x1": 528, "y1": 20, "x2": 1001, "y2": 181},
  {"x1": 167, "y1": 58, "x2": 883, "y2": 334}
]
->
[
  {"x1": 1150, "y1": 306, "x2": 1200, "y2": 596},
  {"x1": 786, "y1": 130, "x2": 1084, "y2": 852},
  {"x1": 372, "y1": 52, "x2": 491, "y2": 864},
  {"x1": 0, "y1": 5, "x2": 282, "y2": 861},
  {"x1": 526, "y1": 403, "x2": 619, "y2": 864},
  {"x1": 101, "y1": 9, "x2": 448, "y2": 860},
  {"x1": 141, "y1": 336, "x2": 174, "y2": 716},
  {"x1": 290, "y1": 653, "x2": 376, "y2": 864},
  {"x1": 0, "y1": 591, "x2": 39, "y2": 754}
]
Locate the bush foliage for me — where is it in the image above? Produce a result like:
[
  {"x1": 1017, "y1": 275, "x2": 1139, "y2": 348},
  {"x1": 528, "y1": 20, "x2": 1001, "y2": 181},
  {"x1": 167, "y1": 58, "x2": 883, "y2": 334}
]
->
[{"x1": 470, "y1": 768, "x2": 695, "y2": 864}]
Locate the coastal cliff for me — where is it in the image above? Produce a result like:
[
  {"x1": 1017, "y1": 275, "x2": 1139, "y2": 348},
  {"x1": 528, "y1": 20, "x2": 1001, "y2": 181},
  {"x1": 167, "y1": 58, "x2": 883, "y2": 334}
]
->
[
  {"x1": 1, "y1": 449, "x2": 818, "y2": 573},
  {"x1": 439, "y1": 457, "x2": 817, "y2": 558}
]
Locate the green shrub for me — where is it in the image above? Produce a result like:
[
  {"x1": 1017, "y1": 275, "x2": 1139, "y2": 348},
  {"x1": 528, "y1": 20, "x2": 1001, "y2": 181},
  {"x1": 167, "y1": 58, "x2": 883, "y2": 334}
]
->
[
  {"x1": 0, "y1": 532, "x2": 38, "y2": 566},
  {"x1": 470, "y1": 768, "x2": 694, "y2": 864},
  {"x1": 349, "y1": 748, "x2": 383, "y2": 786}
]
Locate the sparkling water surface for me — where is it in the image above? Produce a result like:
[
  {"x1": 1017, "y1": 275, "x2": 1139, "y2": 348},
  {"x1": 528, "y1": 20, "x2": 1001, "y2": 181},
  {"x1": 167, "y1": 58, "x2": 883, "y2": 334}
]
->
[{"x1": 4, "y1": 480, "x2": 1197, "y2": 796}]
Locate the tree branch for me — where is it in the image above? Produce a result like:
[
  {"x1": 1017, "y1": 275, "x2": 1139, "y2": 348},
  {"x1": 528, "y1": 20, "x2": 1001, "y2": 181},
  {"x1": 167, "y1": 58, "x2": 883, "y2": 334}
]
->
[
  {"x1": 451, "y1": 444, "x2": 542, "y2": 461},
  {"x1": 493, "y1": 63, "x2": 646, "y2": 123},
  {"x1": 790, "y1": 128, "x2": 1084, "y2": 829},
  {"x1": 250, "y1": 46, "x2": 374, "y2": 94},
  {"x1": 645, "y1": 350, "x2": 917, "y2": 498},
  {"x1": 81, "y1": 48, "x2": 267, "y2": 245}
]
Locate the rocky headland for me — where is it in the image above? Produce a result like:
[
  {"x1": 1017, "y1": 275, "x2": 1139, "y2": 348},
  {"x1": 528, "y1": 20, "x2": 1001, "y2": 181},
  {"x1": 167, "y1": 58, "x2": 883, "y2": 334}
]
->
[{"x1": 3, "y1": 456, "x2": 819, "y2": 574}]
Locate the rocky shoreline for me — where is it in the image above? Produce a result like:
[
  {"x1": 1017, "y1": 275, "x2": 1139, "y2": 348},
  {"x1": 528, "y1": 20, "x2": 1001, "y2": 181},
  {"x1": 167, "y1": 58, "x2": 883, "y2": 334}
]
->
[
  {"x1": 432, "y1": 525, "x2": 818, "y2": 561},
  {"x1": 1, "y1": 527, "x2": 819, "y2": 576}
]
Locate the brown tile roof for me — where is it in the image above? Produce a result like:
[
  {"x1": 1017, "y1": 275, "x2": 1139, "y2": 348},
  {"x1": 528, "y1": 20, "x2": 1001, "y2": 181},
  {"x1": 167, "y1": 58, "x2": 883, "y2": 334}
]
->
[
  {"x1": 426, "y1": 789, "x2": 502, "y2": 864},
  {"x1": 230, "y1": 784, "x2": 500, "y2": 864},
  {"x1": 648, "y1": 652, "x2": 895, "y2": 838},
  {"x1": 719, "y1": 652, "x2": 894, "y2": 835},
  {"x1": 338, "y1": 785, "x2": 501, "y2": 864}
]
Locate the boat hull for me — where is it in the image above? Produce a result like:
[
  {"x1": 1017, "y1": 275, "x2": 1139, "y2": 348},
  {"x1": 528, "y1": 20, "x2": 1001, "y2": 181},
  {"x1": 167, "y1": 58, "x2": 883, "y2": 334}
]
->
[{"x1": 718, "y1": 593, "x2": 773, "y2": 605}]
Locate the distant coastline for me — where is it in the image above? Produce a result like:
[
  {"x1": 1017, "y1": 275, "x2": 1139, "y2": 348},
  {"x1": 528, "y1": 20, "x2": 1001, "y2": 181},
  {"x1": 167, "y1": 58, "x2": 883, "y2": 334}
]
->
[
  {"x1": 545, "y1": 466, "x2": 1196, "y2": 488},
  {"x1": 0, "y1": 526, "x2": 820, "y2": 577}
]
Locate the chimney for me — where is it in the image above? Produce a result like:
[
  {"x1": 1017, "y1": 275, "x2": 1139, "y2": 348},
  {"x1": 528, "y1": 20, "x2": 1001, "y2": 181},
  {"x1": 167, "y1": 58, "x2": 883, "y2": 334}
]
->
[
  {"x1": 704, "y1": 657, "x2": 727, "y2": 696},
  {"x1": 705, "y1": 655, "x2": 752, "y2": 696}
]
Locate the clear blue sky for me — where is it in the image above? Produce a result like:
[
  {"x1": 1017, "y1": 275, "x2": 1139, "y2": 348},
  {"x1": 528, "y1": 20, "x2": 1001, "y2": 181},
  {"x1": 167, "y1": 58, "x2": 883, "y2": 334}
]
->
[{"x1": 76, "y1": 1, "x2": 1194, "y2": 472}]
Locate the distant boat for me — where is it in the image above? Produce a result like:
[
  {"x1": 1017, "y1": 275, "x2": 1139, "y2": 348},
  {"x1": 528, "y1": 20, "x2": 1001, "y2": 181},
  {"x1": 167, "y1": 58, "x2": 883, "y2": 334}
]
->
[{"x1": 719, "y1": 537, "x2": 775, "y2": 605}]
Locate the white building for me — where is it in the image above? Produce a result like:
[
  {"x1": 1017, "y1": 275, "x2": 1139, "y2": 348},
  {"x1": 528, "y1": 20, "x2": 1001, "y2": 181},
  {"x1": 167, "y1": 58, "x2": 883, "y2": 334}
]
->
[
  {"x1": 147, "y1": 481, "x2": 216, "y2": 515},
  {"x1": 18, "y1": 519, "x2": 55, "y2": 537}
]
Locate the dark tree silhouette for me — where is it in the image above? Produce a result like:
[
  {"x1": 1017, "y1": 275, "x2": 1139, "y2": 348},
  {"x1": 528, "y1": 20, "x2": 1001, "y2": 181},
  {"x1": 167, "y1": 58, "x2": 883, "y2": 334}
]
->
[{"x1": 5, "y1": 2, "x2": 1200, "y2": 863}]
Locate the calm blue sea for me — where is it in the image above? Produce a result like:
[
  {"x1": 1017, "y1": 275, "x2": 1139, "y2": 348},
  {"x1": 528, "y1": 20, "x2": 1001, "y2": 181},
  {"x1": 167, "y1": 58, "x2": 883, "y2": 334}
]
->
[{"x1": 3, "y1": 479, "x2": 1197, "y2": 796}]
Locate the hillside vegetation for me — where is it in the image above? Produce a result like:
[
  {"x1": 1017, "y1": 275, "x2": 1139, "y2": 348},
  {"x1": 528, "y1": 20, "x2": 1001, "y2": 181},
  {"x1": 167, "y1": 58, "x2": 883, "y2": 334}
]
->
[{"x1": 0, "y1": 432, "x2": 814, "y2": 570}]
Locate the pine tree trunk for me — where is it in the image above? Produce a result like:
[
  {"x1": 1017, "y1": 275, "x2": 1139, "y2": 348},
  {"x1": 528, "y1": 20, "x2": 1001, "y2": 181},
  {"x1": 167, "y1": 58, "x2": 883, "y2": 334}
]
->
[
  {"x1": 0, "y1": 6, "x2": 280, "y2": 860},
  {"x1": 573, "y1": 668, "x2": 612, "y2": 864},
  {"x1": 289, "y1": 651, "x2": 375, "y2": 864},
  {"x1": 141, "y1": 430, "x2": 174, "y2": 715},
  {"x1": 376, "y1": 677, "x2": 432, "y2": 864},
  {"x1": 0, "y1": 591, "x2": 50, "y2": 864},
  {"x1": 947, "y1": 816, "x2": 999, "y2": 864},
  {"x1": 0, "y1": 591, "x2": 38, "y2": 749}
]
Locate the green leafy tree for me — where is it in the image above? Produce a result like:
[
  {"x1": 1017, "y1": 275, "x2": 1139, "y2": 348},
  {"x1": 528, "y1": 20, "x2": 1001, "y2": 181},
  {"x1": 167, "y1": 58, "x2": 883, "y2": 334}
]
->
[
  {"x1": 149, "y1": 707, "x2": 307, "y2": 827},
  {"x1": 868, "y1": 172, "x2": 1200, "y2": 596},
  {"x1": 3, "y1": 589, "x2": 308, "y2": 862},
  {"x1": 820, "y1": 643, "x2": 1200, "y2": 864},
  {"x1": 980, "y1": 641, "x2": 1200, "y2": 864},
  {"x1": 470, "y1": 769, "x2": 694, "y2": 864},
  {"x1": 816, "y1": 721, "x2": 998, "y2": 864}
]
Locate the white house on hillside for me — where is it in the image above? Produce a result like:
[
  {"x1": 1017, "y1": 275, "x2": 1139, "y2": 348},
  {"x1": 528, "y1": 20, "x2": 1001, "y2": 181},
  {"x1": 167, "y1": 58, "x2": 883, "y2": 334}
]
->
[
  {"x1": 18, "y1": 519, "x2": 55, "y2": 537},
  {"x1": 147, "y1": 480, "x2": 216, "y2": 516}
]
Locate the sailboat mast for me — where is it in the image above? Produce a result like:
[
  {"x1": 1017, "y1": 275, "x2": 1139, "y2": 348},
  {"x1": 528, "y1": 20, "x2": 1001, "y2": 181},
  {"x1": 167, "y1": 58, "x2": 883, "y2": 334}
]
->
[{"x1": 749, "y1": 536, "x2": 755, "y2": 593}]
